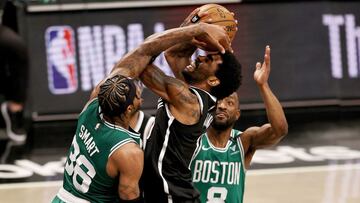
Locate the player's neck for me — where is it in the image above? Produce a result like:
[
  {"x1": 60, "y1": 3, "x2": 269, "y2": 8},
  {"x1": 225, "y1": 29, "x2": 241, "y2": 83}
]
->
[
  {"x1": 103, "y1": 115, "x2": 130, "y2": 130},
  {"x1": 191, "y1": 82, "x2": 211, "y2": 93},
  {"x1": 129, "y1": 111, "x2": 140, "y2": 130},
  {"x1": 207, "y1": 126, "x2": 232, "y2": 148}
]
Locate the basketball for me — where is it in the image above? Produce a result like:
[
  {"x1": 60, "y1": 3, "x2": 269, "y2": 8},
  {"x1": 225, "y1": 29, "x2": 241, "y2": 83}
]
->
[{"x1": 193, "y1": 4, "x2": 237, "y2": 42}]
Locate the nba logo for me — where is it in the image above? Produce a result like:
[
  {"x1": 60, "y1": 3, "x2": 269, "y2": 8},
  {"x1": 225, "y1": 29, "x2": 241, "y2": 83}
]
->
[{"x1": 45, "y1": 26, "x2": 78, "y2": 94}]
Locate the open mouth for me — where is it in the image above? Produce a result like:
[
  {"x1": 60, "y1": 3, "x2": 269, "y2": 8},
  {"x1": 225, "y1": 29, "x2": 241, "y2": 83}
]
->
[
  {"x1": 185, "y1": 59, "x2": 200, "y2": 72},
  {"x1": 216, "y1": 112, "x2": 227, "y2": 119},
  {"x1": 185, "y1": 61, "x2": 198, "y2": 72}
]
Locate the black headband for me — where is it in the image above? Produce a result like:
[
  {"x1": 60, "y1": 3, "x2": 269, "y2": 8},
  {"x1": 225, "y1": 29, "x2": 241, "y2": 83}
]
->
[{"x1": 118, "y1": 77, "x2": 136, "y2": 113}]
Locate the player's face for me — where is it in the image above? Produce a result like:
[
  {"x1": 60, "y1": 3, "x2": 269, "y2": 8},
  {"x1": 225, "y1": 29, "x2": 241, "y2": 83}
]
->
[
  {"x1": 182, "y1": 54, "x2": 223, "y2": 83},
  {"x1": 212, "y1": 92, "x2": 240, "y2": 130}
]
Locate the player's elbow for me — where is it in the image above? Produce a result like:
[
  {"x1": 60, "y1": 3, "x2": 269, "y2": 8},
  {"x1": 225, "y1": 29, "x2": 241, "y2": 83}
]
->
[
  {"x1": 275, "y1": 122, "x2": 288, "y2": 139},
  {"x1": 280, "y1": 121, "x2": 288, "y2": 135}
]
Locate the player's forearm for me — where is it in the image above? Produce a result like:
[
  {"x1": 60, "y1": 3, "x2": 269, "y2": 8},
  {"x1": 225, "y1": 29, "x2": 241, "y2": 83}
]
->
[
  {"x1": 118, "y1": 183, "x2": 141, "y2": 200},
  {"x1": 140, "y1": 64, "x2": 188, "y2": 103},
  {"x1": 111, "y1": 23, "x2": 207, "y2": 78},
  {"x1": 164, "y1": 43, "x2": 197, "y2": 80},
  {"x1": 141, "y1": 23, "x2": 205, "y2": 57},
  {"x1": 258, "y1": 83, "x2": 288, "y2": 138},
  {"x1": 139, "y1": 64, "x2": 171, "y2": 101}
]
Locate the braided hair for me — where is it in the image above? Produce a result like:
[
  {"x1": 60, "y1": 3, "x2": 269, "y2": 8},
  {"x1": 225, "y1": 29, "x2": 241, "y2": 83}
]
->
[{"x1": 98, "y1": 75, "x2": 136, "y2": 118}]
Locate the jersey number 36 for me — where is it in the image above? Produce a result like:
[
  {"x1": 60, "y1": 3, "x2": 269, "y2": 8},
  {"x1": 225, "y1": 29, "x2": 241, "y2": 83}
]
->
[{"x1": 65, "y1": 137, "x2": 96, "y2": 193}]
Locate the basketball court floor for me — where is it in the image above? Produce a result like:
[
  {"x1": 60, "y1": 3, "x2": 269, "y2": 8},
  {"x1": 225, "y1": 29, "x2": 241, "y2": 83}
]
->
[{"x1": 0, "y1": 112, "x2": 359, "y2": 203}]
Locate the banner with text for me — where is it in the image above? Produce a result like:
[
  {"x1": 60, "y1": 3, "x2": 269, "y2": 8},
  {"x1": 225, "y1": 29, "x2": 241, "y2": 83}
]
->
[{"x1": 19, "y1": 1, "x2": 360, "y2": 117}]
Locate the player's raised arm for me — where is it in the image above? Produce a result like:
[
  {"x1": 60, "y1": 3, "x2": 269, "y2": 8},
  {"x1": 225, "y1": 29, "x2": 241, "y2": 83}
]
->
[
  {"x1": 164, "y1": 8, "x2": 204, "y2": 81},
  {"x1": 139, "y1": 64, "x2": 200, "y2": 124},
  {"x1": 140, "y1": 64, "x2": 194, "y2": 103},
  {"x1": 89, "y1": 23, "x2": 230, "y2": 100},
  {"x1": 112, "y1": 22, "x2": 229, "y2": 78},
  {"x1": 241, "y1": 46, "x2": 288, "y2": 167}
]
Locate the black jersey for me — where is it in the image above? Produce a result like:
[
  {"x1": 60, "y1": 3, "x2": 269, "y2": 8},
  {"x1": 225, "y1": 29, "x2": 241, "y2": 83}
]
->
[
  {"x1": 133, "y1": 110, "x2": 155, "y2": 150},
  {"x1": 143, "y1": 87, "x2": 216, "y2": 203}
]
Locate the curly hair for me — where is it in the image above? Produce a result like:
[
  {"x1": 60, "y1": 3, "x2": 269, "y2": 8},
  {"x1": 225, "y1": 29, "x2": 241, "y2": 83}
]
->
[
  {"x1": 210, "y1": 51, "x2": 242, "y2": 99},
  {"x1": 98, "y1": 75, "x2": 136, "y2": 118}
]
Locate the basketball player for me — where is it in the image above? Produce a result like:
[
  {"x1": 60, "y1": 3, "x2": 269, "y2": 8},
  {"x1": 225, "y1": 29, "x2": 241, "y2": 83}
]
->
[
  {"x1": 52, "y1": 74, "x2": 144, "y2": 203},
  {"x1": 190, "y1": 46, "x2": 288, "y2": 202},
  {"x1": 140, "y1": 17, "x2": 242, "y2": 203},
  {"x1": 53, "y1": 23, "x2": 232, "y2": 202}
]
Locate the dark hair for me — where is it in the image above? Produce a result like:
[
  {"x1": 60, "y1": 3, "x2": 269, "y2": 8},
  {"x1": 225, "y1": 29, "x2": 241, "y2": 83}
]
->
[
  {"x1": 210, "y1": 51, "x2": 242, "y2": 99},
  {"x1": 98, "y1": 75, "x2": 136, "y2": 118}
]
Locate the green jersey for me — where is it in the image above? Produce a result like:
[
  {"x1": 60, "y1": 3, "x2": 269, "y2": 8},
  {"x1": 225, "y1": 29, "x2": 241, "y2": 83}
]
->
[
  {"x1": 53, "y1": 99, "x2": 141, "y2": 203},
  {"x1": 190, "y1": 129, "x2": 246, "y2": 203}
]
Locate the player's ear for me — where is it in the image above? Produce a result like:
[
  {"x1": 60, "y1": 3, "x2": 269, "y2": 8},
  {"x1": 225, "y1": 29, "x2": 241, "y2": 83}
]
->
[
  {"x1": 236, "y1": 109, "x2": 240, "y2": 120},
  {"x1": 207, "y1": 76, "x2": 220, "y2": 87},
  {"x1": 126, "y1": 104, "x2": 134, "y2": 114}
]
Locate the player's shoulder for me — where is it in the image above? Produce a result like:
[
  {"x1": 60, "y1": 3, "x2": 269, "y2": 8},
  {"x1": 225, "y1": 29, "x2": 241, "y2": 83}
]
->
[
  {"x1": 80, "y1": 98, "x2": 98, "y2": 115},
  {"x1": 110, "y1": 142, "x2": 143, "y2": 161},
  {"x1": 190, "y1": 87, "x2": 216, "y2": 102},
  {"x1": 109, "y1": 142, "x2": 143, "y2": 173},
  {"x1": 232, "y1": 128, "x2": 242, "y2": 135},
  {"x1": 242, "y1": 126, "x2": 261, "y2": 136}
]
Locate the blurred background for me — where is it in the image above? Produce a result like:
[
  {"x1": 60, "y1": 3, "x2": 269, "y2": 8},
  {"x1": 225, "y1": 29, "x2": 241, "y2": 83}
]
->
[{"x1": 0, "y1": 0, "x2": 359, "y2": 202}]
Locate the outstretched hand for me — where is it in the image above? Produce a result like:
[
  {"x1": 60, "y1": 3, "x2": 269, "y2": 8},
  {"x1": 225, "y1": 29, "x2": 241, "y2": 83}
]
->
[{"x1": 254, "y1": 45, "x2": 271, "y2": 86}]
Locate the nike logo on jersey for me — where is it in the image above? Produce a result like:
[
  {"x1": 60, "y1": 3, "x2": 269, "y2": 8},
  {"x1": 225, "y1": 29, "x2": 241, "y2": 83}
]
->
[
  {"x1": 202, "y1": 146, "x2": 211, "y2": 151},
  {"x1": 231, "y1": 145, "x2": 236, "y2": 152},
  {"x1": 95, "y1": 123, "x2": 100, "y2": 130}
]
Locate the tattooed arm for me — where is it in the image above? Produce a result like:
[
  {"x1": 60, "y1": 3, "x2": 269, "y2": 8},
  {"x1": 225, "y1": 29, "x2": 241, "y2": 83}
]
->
[
  {"x1": 164, "y1": 8, "x2": 205, "y2": 81},
  {"x1": 164, "y1": 8, "x2": 201, "y2": 81},
  {"x1": 164, "y1": 43, "x2": 197, "y2": 81},
  {"x1": 140, "y1": 64, "x2": 200, "y2": 125},
  {"x1": 89, "y1": 22, "x2": 230, "y2": 100},
  {"x1": 111, "y1": 22, "x2": 229, "y2": 78}
]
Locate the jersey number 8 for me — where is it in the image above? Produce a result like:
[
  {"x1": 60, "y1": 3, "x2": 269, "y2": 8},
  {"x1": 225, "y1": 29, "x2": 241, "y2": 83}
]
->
[{"x1": 207, "y1": 186, "x2": 228, "y2": 202}]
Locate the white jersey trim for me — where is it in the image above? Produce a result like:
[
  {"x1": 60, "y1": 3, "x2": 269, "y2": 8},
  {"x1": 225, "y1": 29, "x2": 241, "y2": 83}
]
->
[
  {"x1": 157, "y1": 104, "x2": 174, "y2": 203},
  {"x1": 57, "y1": 187, "x2": 90, "y2": 203},
  {"x1": 134, "y1": 111, "x2": 144, "y2": 132},
  {"x1": 235, "y1": 130, "x2": 247, "y2": 173},
  {"x1": 190, "y1": 87, "x2": 204, "y2": 115},
  {"x1": 189, "y1": 86, "x2": 216, "y2": 112},
  {"x1": 188, "y1": 135, "x2": 203, "y2": 169},
  {"x1": 109, "y1": 138, "x2": 136, "y2": 158},
  {"x1": 97, "y1": 105, "x2": 139, "y2": 138},
  {"x1": 189, "y1": 86, "x2": 217, "y2": 103},
  {"x1": 101, "y1": 118, "x2": 140, "y2": 139},
  {"x1": 205, "y1": 132, "x2": 232, "y2": 153},
  {"x1": 142, "y1": 116, "x2": 155, "y2": 150}
]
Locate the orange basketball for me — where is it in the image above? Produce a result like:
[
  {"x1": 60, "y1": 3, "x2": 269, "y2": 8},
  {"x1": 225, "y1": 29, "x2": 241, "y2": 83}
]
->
[{"x1": 196, "y1": 4, "x2": 237, "y2": 42}]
